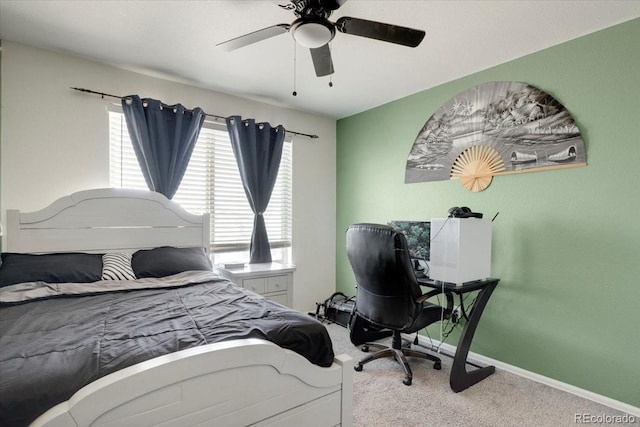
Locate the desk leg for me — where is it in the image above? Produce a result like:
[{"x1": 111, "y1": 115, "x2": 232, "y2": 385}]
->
[{"x1": 450, "y1": 281, "x2": 498, "y2": 392}]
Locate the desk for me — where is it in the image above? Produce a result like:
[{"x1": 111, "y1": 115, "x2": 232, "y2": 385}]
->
[{"x1": 418, "y1": 277, "x2": 500, "y2": 392}]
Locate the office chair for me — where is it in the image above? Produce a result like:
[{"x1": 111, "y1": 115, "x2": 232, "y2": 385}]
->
[{"x1": 345, "y1": 223, "x2": 453, "y2": 385}]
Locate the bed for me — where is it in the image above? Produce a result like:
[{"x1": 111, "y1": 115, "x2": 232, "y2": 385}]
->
[{"x1": 0, "y1": 188, "x2": 353, "y2": 427}]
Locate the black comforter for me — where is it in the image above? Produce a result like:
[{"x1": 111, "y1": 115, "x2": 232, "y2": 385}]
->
[{"x1": 0, "y1": 271, "x2": 334, "y2": 426}]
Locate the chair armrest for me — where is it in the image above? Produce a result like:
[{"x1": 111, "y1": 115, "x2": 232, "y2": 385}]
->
[{"x1": 417, "y1": 289, "x2": 454, "y2": 311}]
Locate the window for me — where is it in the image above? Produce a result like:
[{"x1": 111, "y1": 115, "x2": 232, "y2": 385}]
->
[{"x1": 109, "y1": 108, "x2": 292, "y2": 263}]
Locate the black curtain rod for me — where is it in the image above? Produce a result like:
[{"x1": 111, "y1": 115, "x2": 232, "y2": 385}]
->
[{"x1": 71, "y1": 87, "x2": 319, "y2": 139}]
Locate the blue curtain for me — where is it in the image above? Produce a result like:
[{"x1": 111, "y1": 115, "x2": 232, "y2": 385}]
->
[
  {"x1": 122, "y1": 95, "x2": 205, "y2": 199},
  {"x1": 226, "y1": 116, "x2": 285, "y2": 264}
]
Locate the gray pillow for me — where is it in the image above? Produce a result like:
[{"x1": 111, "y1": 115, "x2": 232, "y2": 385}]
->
[
  {"x1": 0, "y1": 252, "x2": 103, "y2": 287},
  {"x1": 131, "y1": 246, "x2": 212, "y2": 278}
]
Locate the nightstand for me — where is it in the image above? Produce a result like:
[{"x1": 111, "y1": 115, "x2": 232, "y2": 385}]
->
[{"x1": 215, "y1": 263, "x2": 295, "y2": 307}]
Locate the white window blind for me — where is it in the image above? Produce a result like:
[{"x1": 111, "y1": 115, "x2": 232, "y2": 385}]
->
[{"x1": 109, "y1": 109, "x2": 292, "y2": 261}]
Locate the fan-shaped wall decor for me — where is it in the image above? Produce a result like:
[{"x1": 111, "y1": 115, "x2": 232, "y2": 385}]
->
[
  {"x1": 405, "y1": 81, "x2": 586, "y2": 191},
  {"x1": 450, "y1": 145, "x2": 505, "y2": 192}
]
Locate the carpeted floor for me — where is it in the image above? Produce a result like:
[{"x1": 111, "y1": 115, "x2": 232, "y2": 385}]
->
[{"x1": 324, "y1": 323, "x2": 635, "y2": 427}]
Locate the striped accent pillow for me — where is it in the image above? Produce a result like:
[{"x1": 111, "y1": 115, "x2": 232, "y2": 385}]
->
[{"x1": 101, "y1": 252, "x2": 136, "y2": 281}]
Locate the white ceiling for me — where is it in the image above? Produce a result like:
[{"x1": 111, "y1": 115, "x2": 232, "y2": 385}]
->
[{"x1": 1, "y1": 0, "x2": 639, "y2": 119}]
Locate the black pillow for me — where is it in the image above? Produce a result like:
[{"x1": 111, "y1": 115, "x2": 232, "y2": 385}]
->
[
  {"x1": 0, "y1": 252, "x2": 104, "y2": 287},
  {"x1": 131, "y1": 246, "x2": 212, "y2": 278}
]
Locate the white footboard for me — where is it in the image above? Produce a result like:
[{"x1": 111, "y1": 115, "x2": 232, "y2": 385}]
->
[{"x1": 31, "y1": 339, "x2": 353, "y2": 427}]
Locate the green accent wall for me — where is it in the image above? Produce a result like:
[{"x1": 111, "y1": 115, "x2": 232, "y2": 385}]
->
[{"x1": 336, "y1": 18, "x2": 640, "y2": 407}]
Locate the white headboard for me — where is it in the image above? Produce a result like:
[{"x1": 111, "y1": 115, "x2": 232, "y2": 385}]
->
[{"x1": 5, "y1": 188, "x2": 210, "y2": 254}]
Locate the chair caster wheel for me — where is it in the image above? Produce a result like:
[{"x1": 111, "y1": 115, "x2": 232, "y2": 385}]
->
[
  {"x1": 433, "y1": 361, "x2": 442, "y2": 370},
  {"x1": 403, "y1": 377, "x2": 412, "y2": 386},
  {"x1": 361, "y1": 345, "x2": 369, "y2": 353},
  {"x1": 354, "y1": 363, "x2": 363, "y2": 372}
]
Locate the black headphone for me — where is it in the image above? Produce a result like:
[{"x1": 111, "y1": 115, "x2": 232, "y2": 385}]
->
[{"x1": 448, "y1": 206, "x2": 483, "y2": 219}]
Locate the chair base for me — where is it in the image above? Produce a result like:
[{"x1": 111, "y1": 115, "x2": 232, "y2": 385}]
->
[{"x1": 353, "y1": 331, "x2": 441, "y2": 386}]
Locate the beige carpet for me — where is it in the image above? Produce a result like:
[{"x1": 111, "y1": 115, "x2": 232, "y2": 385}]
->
[{"x1": 324, "y1": 323, "x2": 634, "y2": 427}]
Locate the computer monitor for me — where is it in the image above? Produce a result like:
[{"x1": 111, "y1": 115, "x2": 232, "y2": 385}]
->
[{"x1": 387, "y1": 220, "x2": 431, "y2": 277}]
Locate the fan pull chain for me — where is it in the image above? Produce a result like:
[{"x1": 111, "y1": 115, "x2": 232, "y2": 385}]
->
[
  {"x1": 329, "y1": 43, "x2": 333, "y2": 87},
  {"x1": 292, "y1": 39, "x2": 297, "y2": 97}
]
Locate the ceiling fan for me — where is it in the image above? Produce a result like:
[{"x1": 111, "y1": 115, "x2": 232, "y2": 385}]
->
[{"x1": 216, "y1": 0, "x2": 426, "y2": 77}]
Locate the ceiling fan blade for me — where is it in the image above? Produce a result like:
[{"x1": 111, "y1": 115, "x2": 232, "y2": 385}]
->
[
  {"x1": 310, "y1": 44, "x2": 334, "y2": 77},
  {"x1": 335, "y1": 17, "x2": 425, "y2": 47},
  {"x1": 217, "y1": 24, "x2": 290, "y2": 51},
  {"x1": 319, "y1": 0, "x2": 348, "y2": 10}
]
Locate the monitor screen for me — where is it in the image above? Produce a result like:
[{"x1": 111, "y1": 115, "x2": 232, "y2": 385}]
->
[{"x1": 387, "y1": 221, "x2": 431, "y2": 261}]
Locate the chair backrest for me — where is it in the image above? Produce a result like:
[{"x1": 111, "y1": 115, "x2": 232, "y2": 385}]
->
[{"x1": 345, "y1": 223, "x2": 422, "y2": 330}]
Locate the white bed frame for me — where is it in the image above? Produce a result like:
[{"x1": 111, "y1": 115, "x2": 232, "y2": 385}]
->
[
  {"x1": 5, "y1": 188, "x2": 210, "y2": 254},
  {"x1": 4, "y1": 188, "x2": 353, "y2": 427}
]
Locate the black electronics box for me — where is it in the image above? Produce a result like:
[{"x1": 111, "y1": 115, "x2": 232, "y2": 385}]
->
[{"x1": 320, "y1": 292, "x2": 355, "y2": 327}]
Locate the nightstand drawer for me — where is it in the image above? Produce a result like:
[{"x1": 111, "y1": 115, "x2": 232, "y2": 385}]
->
[
  {"x1": 266, "y1": 275, "x2": 288, "y2": 293},
  {"x1": 243, "y1": 277, "x2": 266, "y2": 293},
  {"x1": 269, "y1": 293, "x2": 288, "y2": 306},
  {"x1": 214, "y1": 264, "x2": 295, "y2": 308}
]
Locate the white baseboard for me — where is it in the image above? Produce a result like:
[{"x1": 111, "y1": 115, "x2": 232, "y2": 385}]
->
[{"x1": 407, "y1": 334, "x2": 640, "y2": 418}]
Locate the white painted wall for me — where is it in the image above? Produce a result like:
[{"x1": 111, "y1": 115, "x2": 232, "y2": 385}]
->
[{"x1": 0, "y1": 41, "x2": 337, "y2": 312}]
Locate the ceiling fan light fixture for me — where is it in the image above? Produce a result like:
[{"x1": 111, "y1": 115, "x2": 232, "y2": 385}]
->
[{"x1": 291, "y1": 17, "x2": 335, "y2": 48}]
